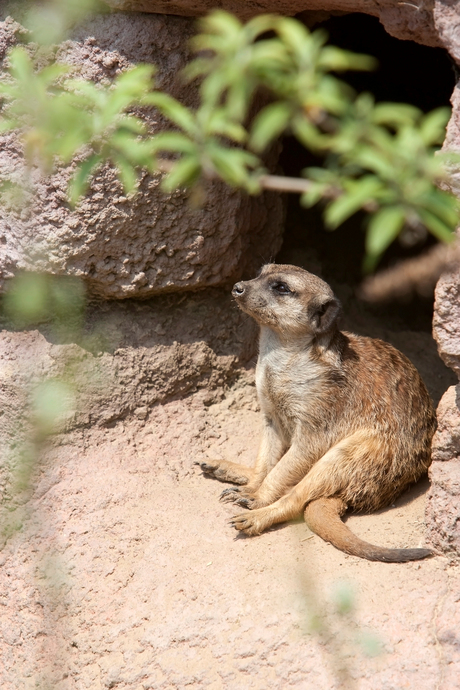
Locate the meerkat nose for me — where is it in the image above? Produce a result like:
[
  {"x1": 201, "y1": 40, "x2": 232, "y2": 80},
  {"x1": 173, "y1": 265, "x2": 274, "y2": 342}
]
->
[{"x1": 232, "y1": 282, "x2": 245, "y2": 296}]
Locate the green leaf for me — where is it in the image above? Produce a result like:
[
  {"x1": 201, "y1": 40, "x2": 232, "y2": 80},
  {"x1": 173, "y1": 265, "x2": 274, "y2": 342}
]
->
[
  {"x1": 365, "y1": 206, "x2": 405, "y2": 257},
  {"x1": 325, "y1": 177, "x2": 382, "y2": 229},
  {"x1": 161, "y1": 156, "x2": 201, "y2": 192},
  {"x1": 292, "y1": 116, "x2": 327, "y2": 150},
  {"x1": 250, "y1": 102, "x2": 292, "y2": 152},
  {"x1": 300, "y1": 181, "x2": 330, "y2": 207},
  {"x1": 32, "y1": 379, "x2": 75, "y2": 436},
  {"x1": 7, "y1": 47, "x2": 35, "y2": 85},
  {"x1": 206, "y1": 109, "x2": 247, "y2": 142},
  {"x1": 115, "y1": 116, "x2": 146, "y2": 136},
  {"x1": 225, "y1": 80, "x2": 254, "y2": 123},
  {"x1": 69, "y1": 154, "x2": 104, "y2": 206},
  {"x1": 115, "y1": 64, "x2": 156, "y2": 95},
  {"x1": 372, "y1": 102, "x2": 420, "y2": 128},
  {"x1": 277, "y1": 17, "x2": 312, "y2": 57},
  {"x1": 199, "y1": 10, "x2": 243, "y2": 38},
  {"x1": 0, "y1": 118, "x2": 14, "y2": 133},
  {"x1": 207, "y1": 145, "x2": 255, "y2": 187},
  {"x1": 417, "y1": 208, "x2": 456, "y2": 243},
  {"x1": 144, "y1": 92, "x2": 197, "y2": 135},
  {"x1": 353, "y1": 147, "x2": 394, "y2": 178},
  {"x1": 318, "y1": 47, "x2": 377, "y2": 72},
  {"x1": 150, "y1": 132, "x2": 197, "y2": 154},
  {"x1": 4, "y1": 272, "x2": 49, "y2": 325},
  {"x1": 114, "y1": 156, "x2": 138, "y2": 194},
  {"x1": 420, "y1": 107, "x2": 450, "y2": 145},
  {"x1": 182, "y1": 57, "x2": 212, "y2": 82},
  {"x1": 421, "y1": 189, "x2": 459, "y2": 227},
  {"x1": 111, "y1": 134, "x2": 156, "y2": 167}
]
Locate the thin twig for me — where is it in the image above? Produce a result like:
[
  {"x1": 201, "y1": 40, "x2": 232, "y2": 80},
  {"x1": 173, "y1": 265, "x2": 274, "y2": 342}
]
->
[
  {"x1": 156, "y1": 157, "x2": 337, "y2": 196},
  {"x1": 258, "y1": 173, "x2": 314, "y2": 194}
]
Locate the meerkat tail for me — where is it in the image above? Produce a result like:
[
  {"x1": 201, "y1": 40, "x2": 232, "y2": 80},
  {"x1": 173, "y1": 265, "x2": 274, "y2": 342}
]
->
[{"x1": 304, "y1": 497, "x2": 433, "y2": 563}]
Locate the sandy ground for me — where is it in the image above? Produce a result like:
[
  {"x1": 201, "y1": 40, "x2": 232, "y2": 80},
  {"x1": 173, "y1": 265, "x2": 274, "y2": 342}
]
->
[{"x1": 1, "y1": 373, "x2": 460, "y2": 690}]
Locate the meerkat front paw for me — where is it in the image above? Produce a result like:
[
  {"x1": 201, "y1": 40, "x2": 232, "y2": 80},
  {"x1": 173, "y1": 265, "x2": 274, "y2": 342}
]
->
[
  {"x1": 195, "y1": 459, "x2": 251, "y2": 485},
  {"x1": 219, "y1": 487, "x2": 242, "y2": 503},
  {"x1": 220, "y1": 487, "x2": 269, "y2": 509},
  {"x1": 232, "y1": 494, "x2": 267, "y2": 509},
  {"x1": 197, "y1": 461, "x2": 219, "y2": 474},
  {"x1": 229, "y1": 507, "x2": 274, "y2": 536},
  {"x1": 195, "y1": 460, "x2": 235, "y2": 483}
]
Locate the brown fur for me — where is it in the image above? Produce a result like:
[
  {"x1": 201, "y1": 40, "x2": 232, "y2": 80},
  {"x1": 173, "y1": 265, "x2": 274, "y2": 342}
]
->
[{"x1": 198, "y1": 264, "x2": 437, "y2": 562}]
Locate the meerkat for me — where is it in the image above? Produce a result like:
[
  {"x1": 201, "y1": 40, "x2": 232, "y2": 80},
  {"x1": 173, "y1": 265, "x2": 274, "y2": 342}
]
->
[{"x1": 198, "y1": 263, "x2": 437, "y2": 562}]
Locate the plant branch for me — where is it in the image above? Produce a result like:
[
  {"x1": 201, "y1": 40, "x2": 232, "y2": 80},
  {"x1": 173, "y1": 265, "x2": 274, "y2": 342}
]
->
[
  {"x1": 156, "y1": 158, "x2": 340, "y2": 196},
  {"x1": 359, "y1": 240, "x2": 460, "y2": 302}
]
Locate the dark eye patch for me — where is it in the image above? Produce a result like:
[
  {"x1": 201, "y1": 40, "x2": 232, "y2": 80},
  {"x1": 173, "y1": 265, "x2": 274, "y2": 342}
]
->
[{"x1": 270, "y1": 281, "x2": 292, "y2": 294}]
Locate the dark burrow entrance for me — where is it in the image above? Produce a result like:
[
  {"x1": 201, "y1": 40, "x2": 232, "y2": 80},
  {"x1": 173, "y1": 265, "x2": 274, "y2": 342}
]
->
[{"x1": 276, "y1": 13, "x2": 457, "y2": 405}]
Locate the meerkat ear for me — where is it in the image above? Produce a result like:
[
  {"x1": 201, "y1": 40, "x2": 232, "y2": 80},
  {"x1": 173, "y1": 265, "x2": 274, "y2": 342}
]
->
[{"x1": 310, "y1": 298, "x2": 341, "y2": 334}]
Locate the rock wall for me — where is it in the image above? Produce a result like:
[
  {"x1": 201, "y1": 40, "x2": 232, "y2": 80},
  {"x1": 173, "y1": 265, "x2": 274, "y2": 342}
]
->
[
  {"x1": 102, "y1": 0, "x2": 442, "y2": 48},
  {"x1": 0, "y1": 12, "x2": 284, "y2": 299},
  {"x1": 0, "y1": 288, "x2": 258, "y2": 497},
  {"x1": 427, "y1": 263, "x2": 460, "y2": 556},
  {"x1": 427, "y1": 68, "x2": 460, "y2": 556},
  {"x1": 101, "y1": 0, "x2": 460, "y2": 58}
]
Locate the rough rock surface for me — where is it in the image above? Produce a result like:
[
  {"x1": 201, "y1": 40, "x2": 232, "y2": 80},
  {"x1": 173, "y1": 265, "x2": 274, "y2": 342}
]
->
[
  {"x1": 431, "y1": 295, "x2": 460, "y2": 558},
  {"x1": 427, "y1": 383, "x2": 460, "y2": 554},
  {"x1": 429, "y1": 266, "x2": 460, "y2": 556},
  {"x1": 100, "y1": 0, "x2": 460, "y2": 64},
  {"x1": 433, "y1": 265, "x2": 460, "y2": 379},
  {"x1": 427, "y1": 454, "x2": 460, "y2": 556},
  {"x1": 102, "y1": 0, "x2": 442, "y2": 48},
  {"x1": 434, "y1": 0, "x2": 460, "y2": 63},
  {"x1": 0, "y1": 12, "x2": 284, "y2": 299},
  {"x1": 426, "y1": 0, "x2": 460, "y2": 556},
  {"x1": 0, "y1": 289, "x2": 257, "y2": 447},
  {"x1": 431, "y1": 384, "x2": 460, "y2": 463}
]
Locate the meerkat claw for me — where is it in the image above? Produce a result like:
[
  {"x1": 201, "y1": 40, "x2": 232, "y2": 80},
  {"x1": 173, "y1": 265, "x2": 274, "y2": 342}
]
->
[
  {"x1": 229, "y1": 514, "x2": 250, "y2": 529},
  {"x1": 233, "y1": 496, "x2": 252, "y2": 508},
  {"x1": 219, "y1": 487, "x2": 240, "y2": 502},
  {"x1": 198, "y1": 461, "x2": 217, "y2": 474}
]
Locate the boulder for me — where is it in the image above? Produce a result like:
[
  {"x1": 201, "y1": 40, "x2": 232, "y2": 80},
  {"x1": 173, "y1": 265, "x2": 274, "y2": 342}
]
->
[
  {"x1": 101, "y1": 0, "x2": 442, "y2": 48},
  {"x1": 434, "y1": 0, "x2": 460, "y2": 64},
  {"x1": 0, "y1": 12, "x2": 284, "y2": 299},
  {"x1": 428, "y1": 77, "x2": 460, "y2": 556},
  {"x1": 433, "y1": 264, "x2": 460, "y2": 380}
]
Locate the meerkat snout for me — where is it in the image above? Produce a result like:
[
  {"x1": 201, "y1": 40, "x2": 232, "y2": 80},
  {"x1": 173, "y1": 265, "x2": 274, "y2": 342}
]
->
[{"x1": 232, "y1": 282, "x2": 246, "y2": 296}]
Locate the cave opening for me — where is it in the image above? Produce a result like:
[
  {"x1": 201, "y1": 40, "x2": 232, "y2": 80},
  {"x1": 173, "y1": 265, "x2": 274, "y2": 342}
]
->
[
  {"x1": 275, "y1": 13, "x2": 457, "y2": 403},
  {"x1": 276, "y1": 13, "x2": 456, "y2": 333}
]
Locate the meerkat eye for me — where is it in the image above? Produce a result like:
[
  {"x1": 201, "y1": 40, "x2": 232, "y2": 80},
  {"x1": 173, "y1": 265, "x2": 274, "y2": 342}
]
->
[{"x1": 271, "y1": 281, "x2": 292, "y2": 294}]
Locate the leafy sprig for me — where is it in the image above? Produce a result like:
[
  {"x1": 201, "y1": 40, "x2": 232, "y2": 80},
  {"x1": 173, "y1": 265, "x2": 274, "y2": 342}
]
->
[{"x1": 0, "y1": 9, "x2": 457, "y2": 269}]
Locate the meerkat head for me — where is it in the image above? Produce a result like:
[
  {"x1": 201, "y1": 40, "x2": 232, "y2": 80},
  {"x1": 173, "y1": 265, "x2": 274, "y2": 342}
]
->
[{"x1": 232, "y1": 264, "x2": 341, "y2": 338}]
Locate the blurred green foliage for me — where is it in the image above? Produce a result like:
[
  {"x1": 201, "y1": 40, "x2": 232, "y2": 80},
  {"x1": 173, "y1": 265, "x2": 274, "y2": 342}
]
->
[
  {"x1": 4, "y1": 271, "x2": 85, "y2": 331},
  {"x1": 0, "y1": 5, "x2": 458, "y2": 269},
  {"x1": 1, "y1": 270, "x2": 88, "y2": 540},
  {"x1": 0, "y1": 47, "x2": 158, "y2": 203}
]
